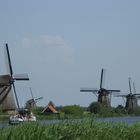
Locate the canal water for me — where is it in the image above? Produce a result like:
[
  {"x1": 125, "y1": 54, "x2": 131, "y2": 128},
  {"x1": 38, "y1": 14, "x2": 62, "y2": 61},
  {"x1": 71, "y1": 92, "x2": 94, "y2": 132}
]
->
[
  {"x1": 41, "y1": 116, "x2": 140, "y2": 125},
  {"x1": 1, "y1": 116, "x2": 140, "y2": 128},
  {"x1": 96, "y1": 116, "x2": 140, "y2": 125}
]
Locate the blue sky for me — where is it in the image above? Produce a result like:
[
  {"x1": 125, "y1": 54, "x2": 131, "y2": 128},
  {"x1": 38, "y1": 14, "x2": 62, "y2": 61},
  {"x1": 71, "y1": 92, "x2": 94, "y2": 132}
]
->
[{"x1": 0, "y1": 0, "x2": 140, "y2": 107}]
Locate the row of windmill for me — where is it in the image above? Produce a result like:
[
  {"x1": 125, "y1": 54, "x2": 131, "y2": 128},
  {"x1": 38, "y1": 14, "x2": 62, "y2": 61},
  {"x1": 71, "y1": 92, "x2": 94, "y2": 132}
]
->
[
  {"x1": 0, "y1": 44, "x2": 43, "y2": 113},
  {"x1": 0, "y1": 43, "x2": 139, "y2": 113},
  {"x1": 80, "y1": 69, "x2": 140, "y2": 110}
]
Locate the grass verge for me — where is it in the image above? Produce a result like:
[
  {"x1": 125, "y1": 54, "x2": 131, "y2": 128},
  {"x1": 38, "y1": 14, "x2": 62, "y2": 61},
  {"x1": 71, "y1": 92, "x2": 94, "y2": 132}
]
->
[{"x1": 0, "y1": 119, "x2": 140, "y2": 140}]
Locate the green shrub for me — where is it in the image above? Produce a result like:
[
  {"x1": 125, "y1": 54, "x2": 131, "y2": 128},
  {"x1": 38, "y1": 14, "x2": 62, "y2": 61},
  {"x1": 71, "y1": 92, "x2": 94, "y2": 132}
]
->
[
  {"x1": 61, "y1": 105, "x2": 83, "y2": 116},
  {"x1": 128, "y1": 107, "x2": 140, "y2": 116},
  {"x1": 88, "y1": 102, "x2": 102, "y2": 114},
  {"x1": 88, "y1": 102, "x2": 114, "y2": 117}
]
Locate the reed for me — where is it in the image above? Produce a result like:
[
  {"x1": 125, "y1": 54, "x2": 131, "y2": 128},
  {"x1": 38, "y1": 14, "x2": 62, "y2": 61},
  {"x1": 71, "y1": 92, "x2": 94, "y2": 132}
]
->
[{"x1": 0, "y1": 120, "x2": 140, "y2": 140}]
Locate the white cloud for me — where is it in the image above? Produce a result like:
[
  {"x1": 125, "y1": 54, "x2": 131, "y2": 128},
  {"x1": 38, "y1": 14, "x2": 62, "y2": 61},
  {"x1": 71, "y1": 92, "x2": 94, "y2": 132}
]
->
[
  {"x1": 23, "y1": 35, "x2": 66, "y2": 47},
  {"x1": 22, "y1": 35, "x2": 75, "y2": 64}
]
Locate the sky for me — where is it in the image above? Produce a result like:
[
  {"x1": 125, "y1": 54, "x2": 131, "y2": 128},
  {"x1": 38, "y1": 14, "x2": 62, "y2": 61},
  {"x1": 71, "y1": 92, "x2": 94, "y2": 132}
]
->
[{"x1": 0, "y1": 0, "x2": 140, "y2": 107}]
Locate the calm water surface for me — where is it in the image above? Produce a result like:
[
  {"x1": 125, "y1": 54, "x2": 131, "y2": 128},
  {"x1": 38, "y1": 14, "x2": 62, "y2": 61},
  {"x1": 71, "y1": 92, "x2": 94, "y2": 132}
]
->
[
  {"x1": 96, "y1": 116, "x2": 140, "y2": 125},
  {"x1": 40, "y1": 116, "x2": 140, "y2": 126},
  {"x1": 1, "y1": 116, "x2": 140, "y2": 128}
]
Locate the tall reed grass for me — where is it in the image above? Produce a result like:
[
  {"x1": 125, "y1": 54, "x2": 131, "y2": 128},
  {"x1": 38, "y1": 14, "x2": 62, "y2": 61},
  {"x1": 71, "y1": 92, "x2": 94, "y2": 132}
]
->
[{"x1": 0, "y1": 119, "x2": 140, "y2": 140}]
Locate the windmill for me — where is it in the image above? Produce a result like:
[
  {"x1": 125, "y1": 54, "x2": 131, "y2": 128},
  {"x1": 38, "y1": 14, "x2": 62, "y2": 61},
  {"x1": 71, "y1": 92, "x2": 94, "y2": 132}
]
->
[
  {"x1": 25, "y1": 87, "x2": 43, "y2": 110},
  {"x1": 80, "y1": 68, "x2": 120, "y2": 107},
  {"x1": 115, "y1": 78, "x2": 140, "y2": 110},
  {"x1": 0, "y1": 43, "x2": 29, "y2": 112}
]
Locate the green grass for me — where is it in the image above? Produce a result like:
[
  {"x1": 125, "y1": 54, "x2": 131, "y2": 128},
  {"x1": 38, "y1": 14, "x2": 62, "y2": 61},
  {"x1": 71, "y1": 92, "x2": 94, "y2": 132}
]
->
[
  {"x1": 1, "y1": 120, "x2": 140, "y2": 140},
  {"x1": 0, "y1": 115, "x2": 9, "y2": 122}
]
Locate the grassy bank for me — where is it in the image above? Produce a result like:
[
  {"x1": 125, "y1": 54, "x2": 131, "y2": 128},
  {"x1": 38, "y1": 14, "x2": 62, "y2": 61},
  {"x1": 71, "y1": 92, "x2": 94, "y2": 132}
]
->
[
  {"x1": 0, "y1": 115, "x2": 9, "y2": 122},
  {"x1": 1, "y1": 120, "x2": 140, "y2": 140}
]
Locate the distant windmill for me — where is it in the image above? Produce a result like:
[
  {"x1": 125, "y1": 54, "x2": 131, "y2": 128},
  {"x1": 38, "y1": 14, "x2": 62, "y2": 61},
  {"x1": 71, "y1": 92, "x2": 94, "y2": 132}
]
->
[
  {"x1": 0, "y1": 43, "x2": 29, "y2": 112},
  {"x1": 80, "y1": 68, "x2": 120, "y2": 107},
  {"x1": 115, "y1": 78, "x2": 140, "y2": 110},
  {"x1": 25, "y1": 87, "x2": 43, "y2": 110}
]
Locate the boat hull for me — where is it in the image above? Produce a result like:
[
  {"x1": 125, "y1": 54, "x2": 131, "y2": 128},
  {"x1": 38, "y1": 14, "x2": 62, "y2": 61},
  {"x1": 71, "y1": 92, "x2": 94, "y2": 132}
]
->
[{"x1": 9, "y1": 115, "x2": 36, "y2": 125}]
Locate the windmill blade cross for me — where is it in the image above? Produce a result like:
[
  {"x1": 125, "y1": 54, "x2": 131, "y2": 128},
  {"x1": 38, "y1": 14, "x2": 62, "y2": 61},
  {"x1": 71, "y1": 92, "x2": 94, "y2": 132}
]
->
[
  {"x1": 5, "y1": 44, "x2": 20, "y2": 109},
  {"x1": 107, "y1": 90, "x2": 120, "y2": 92},
  {"x1": 29, "y1": 87, "x2": 34, "y2": 100},
  {"x1": 128, "y1": 77, "x2": 132, "y2": 94},
  {"x1": 4, "y1": 43, "x2": 30, "y2": 110},
  {"x1": 12, "y1": 82, "x2": 20, "y2": 109},
  {"x1": 5, "y1": 43, "x2": 13, "y2": 76},
  {"x1": 35, "y1": 97, "x2": 43, "y2": 102},
  {"x1": 133, "y1": 82, "x2": 136, "y2": 94},
  {"x1": 100, "y1": 68, "x2": 104, "y2": 89},
  {"x1": 134, "y1": 93, "x2": 140, "y2": 95},
  {"x1": 80, "y1": 87, "x2": 98, "y2": 93},
  {"x1": 13, "y1": 74, "x2": 29, "y2": 80}
]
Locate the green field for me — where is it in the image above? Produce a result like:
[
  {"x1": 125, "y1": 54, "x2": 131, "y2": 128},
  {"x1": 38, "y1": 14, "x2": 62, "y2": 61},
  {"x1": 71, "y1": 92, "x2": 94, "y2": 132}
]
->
[{"x1": 0, "y1": 120, "x2": 140, "y2": 140}]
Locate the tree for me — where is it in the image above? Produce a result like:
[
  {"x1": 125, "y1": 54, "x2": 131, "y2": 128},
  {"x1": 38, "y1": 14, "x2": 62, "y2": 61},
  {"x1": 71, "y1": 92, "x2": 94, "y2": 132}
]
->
[{"x1": 88, "y1": 102, "x2": 102, "y2": 114}]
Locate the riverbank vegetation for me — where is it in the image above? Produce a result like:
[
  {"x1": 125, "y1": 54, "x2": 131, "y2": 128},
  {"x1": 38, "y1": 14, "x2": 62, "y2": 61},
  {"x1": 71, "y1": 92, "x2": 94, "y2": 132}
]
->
[
  {"x1": 1, "y1": 102, "x2": 140, "y2": 121},
  {"x1": 33, "y1": 102, "x2": 140, "y2": 120},
  {"x1": 88, "y1": 102, "x2": 140, "y2": 117},
  {"x1": 1, "y1": 120, "x2": 140, "y2": 140}
]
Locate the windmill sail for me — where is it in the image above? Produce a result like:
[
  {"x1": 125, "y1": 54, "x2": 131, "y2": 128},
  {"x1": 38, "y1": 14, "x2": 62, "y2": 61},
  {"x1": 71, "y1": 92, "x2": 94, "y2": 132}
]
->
[
  {"x1": 0, "y1": 75, "x2": 12, "y2": 86},
  {"x1": 0, "y1": 75, "x2": 16, "y2": 111}
]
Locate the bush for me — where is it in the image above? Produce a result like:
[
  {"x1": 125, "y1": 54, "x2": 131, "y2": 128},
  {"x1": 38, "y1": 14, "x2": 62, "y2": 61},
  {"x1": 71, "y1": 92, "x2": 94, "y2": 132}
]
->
[
  {"x1": 61, "y1": 105, "x2": 83, "y2": 116},
  {"x1": 88, "y1": 102, "x2": 121, "y2": 117},
  {"x1": 128, "y1": 107, "x2": 140, "y2": 116},
  {"x1": 115, "y1": 105, "x2": 127, "y2": 116},
  {"x1": 88, "y1": 102, "x2": 102, "y2": 114}
]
